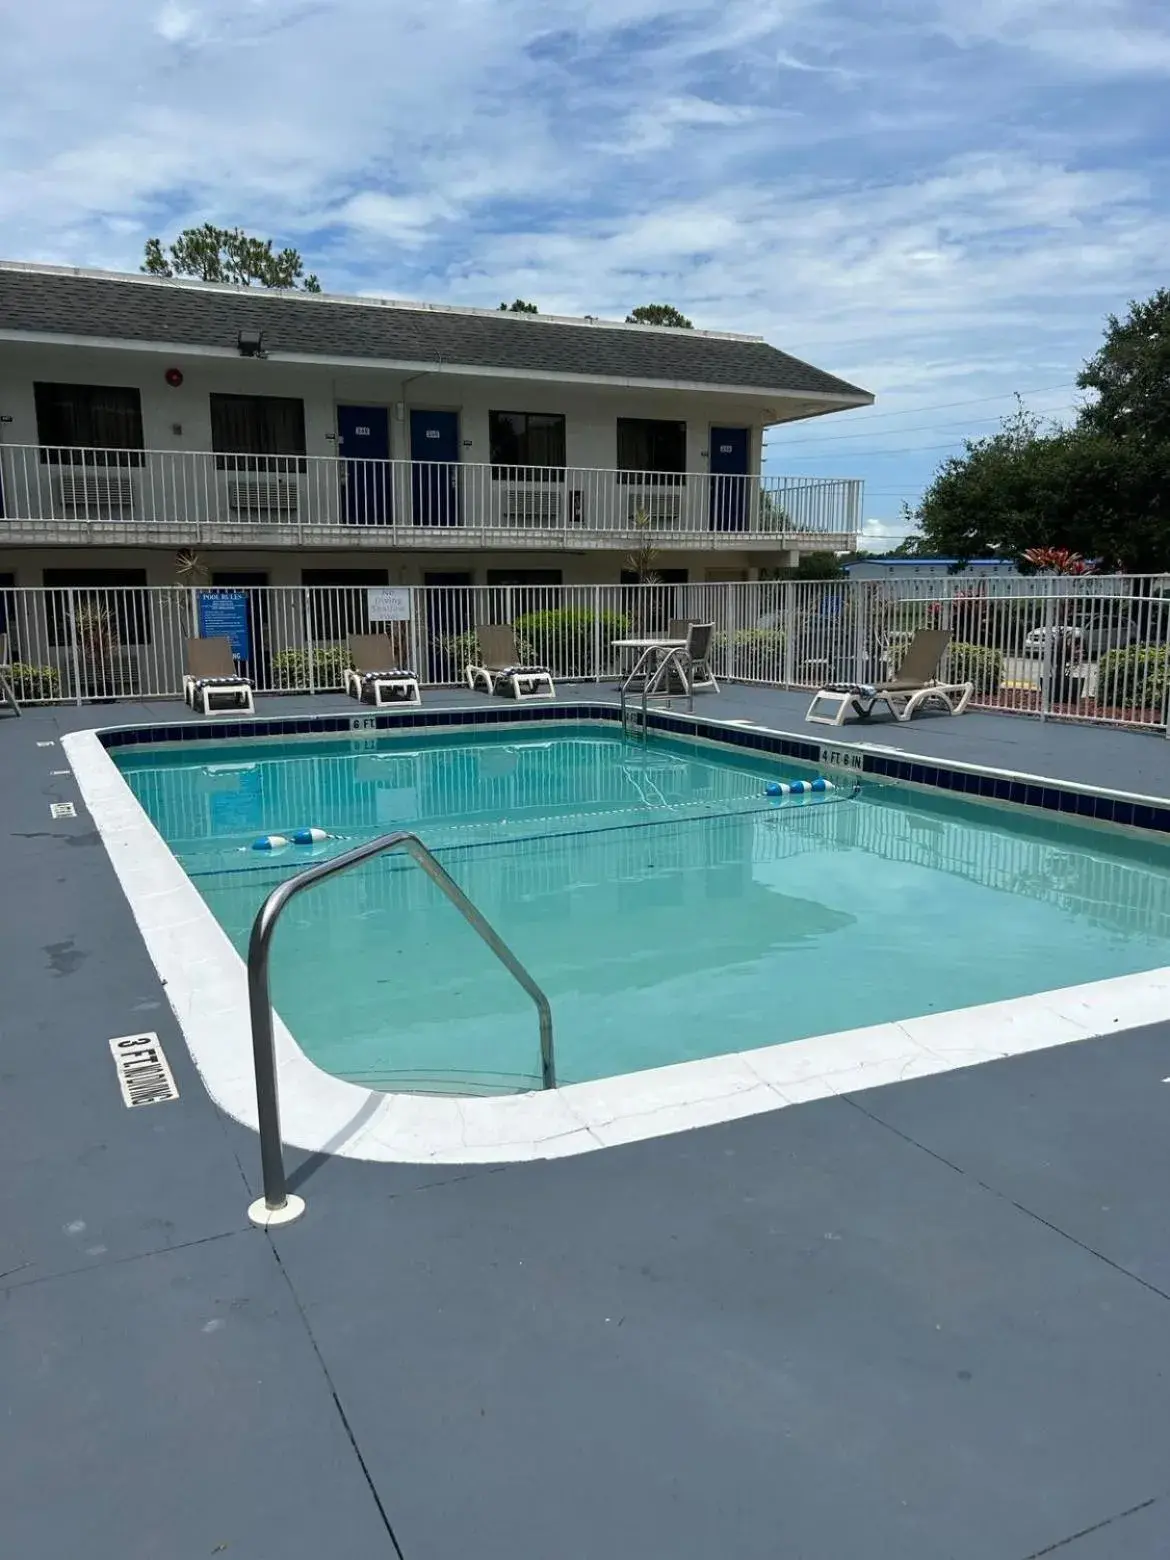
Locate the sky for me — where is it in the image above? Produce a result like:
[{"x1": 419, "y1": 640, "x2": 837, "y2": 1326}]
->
[{"x1": 3, "y1": 0, "x2": 1169, "y2": 548}]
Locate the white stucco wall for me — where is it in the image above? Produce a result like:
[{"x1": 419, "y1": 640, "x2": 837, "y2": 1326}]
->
[
  {"x1": 0, "y1": 340, "x2": 767, "y2": 474},
  {"x1": 0, "y1": 545, "x2": 761, "y2": 588}
]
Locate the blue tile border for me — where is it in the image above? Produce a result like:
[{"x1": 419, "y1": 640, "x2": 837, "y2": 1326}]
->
[{"x1": 97, "y1": 700, "x2": 1170, "y2": 836}]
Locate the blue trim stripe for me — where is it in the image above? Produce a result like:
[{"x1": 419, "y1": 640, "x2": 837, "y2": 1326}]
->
[{"x1": 97, "y1": 703, "x2": 1170, "y2": 835}]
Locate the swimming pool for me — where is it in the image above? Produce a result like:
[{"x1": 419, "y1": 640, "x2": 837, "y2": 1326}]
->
[{"x1": 114, "y1": 723, "x2": 1170, "y2": 1095}]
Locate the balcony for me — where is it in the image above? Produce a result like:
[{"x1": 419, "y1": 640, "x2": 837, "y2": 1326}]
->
[{"x1": 0, "y1": 445, "x2": 862, "y2": 552}]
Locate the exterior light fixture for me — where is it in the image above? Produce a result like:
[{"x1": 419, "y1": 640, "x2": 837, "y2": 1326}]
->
[{"x1": 237, "y1": 330, "x2": 266, "y2": 358}]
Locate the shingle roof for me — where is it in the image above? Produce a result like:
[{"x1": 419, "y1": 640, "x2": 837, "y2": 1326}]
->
[{"x1": 0, "y1": 263, "x2": 871, "y2": 404}]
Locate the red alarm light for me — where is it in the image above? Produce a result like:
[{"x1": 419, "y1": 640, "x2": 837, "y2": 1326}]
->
[{"x1": 165, "y1": 367, "x2": 184, "y2": 388}]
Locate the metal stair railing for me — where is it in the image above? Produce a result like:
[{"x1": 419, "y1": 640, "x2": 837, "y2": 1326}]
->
[{"x1": 245, "y1": 829, "x2": 555, "y2": 1227}]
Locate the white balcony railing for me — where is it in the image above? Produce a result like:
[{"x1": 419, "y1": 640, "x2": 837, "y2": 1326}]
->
[{"x1": 0, "y1": 445, "x2": 862, "y2": 549}]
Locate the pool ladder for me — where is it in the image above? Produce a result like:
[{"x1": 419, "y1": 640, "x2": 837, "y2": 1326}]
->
[
  {"x1": 244, "y1": 830, "x2": 555, "y2": 1228},
  {"x1": 620, "y1": 644, "x2": 693, "y2": 741}
]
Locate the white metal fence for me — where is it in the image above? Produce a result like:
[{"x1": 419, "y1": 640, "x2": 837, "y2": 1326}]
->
[
  {"x1": 0, "y1": 445, "x2": 861, "y2": 547},
  {"x1": 3, "y1": 577, "x2": 1168, "y2": 731}
]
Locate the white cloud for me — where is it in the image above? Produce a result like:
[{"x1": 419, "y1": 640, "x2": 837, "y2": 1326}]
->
[{"x1": 0, "y1": 0, "x2": 1167, "y2": 523}]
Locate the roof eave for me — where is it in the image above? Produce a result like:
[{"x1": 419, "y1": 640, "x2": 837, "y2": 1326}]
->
[{"x1": 0, "y1": 327, "x2": 873, "y2": 408}]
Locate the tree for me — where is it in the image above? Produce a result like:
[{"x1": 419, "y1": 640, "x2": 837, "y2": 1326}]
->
[
  {"x1": 907, "y1": 293, "x2": 1170, "y2": 572},
  {"x1": 142, "y1": 225, "x2": 321, "y2": 290},
  {"x1": 626, "y1": 303, "x2": 693, "y2": 328},
  {"x1": 499, "y1": 299, "x2": 538, "y2": 313},
  {"x1": 792, "y1": 551, "x2": 846, "y2": 580}
]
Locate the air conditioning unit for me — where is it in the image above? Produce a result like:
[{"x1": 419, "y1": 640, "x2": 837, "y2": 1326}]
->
[
  {"x1": 626, "y1": 491, "x2": 681, "y2": 528},
  {"x1": 501, "y1": 488, "x2": 561, "y2": 527},
  {"x1": 227, "y1": 477, "x2": 298, "y2": 516},
  {"x1": 56, "y1": 470, "x2": 133, "y2": 517}
]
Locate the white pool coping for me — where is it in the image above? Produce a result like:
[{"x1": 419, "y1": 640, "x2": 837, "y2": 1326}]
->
[{"x1": 62, "y1": 721, "x2": 1170, "y2": 1166}]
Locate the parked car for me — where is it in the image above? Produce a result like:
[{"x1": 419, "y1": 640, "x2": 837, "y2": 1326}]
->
[
  {"x1": 1022, "y1": 620, "x2": 1138, "y2": 659},
  {"x1": 1022, "y1": 625, "x2": 1080, "y2": 658}
]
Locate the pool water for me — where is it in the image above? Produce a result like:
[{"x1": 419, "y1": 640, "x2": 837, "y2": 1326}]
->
[{"x1": 116, "y1": 725, "x2": 1170, "y2": 1093}]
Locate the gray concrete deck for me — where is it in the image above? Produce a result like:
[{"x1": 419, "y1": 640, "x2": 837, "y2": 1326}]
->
[{"x1": 3, "y1": 690, "x2": 1170, "y2": 1558}]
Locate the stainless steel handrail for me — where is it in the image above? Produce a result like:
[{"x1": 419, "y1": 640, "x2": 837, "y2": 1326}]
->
[
  {"x1": 619, "y1": 644, "x2": 693, "y2": 739},
  {"x1": 245, "y1": 829, "x2": 555, "y2": 1226}
]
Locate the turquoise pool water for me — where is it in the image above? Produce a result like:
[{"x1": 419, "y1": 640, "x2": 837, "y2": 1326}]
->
[{"x1": 116, "y1": 725, "x2": 1170, "y2": 1092}]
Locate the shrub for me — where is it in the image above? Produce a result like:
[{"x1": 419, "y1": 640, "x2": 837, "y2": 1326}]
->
[
  {"x1": 512, "y1": 607, "x2": 631, "y2": 677},
  {"x1": 943, "y1": 641, "x2": 1003, "y2": 695},
  {"x1": 9, "y1": 662, "x2": 61, "y2": 702},
  {"x1": 271, "y1": 646, "x2": 349, "y2": 690},
  {"x1": 1097, "y1": 645, "x2": 1168, "y2": 710},
  {"x1": 713, "y1": 628, "x2": 785, "y2": 680}
]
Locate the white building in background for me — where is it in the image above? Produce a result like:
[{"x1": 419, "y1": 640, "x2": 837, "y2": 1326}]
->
[
  {"x1": 844, "y1": 557, "x2": 1021, "y2": 581},
  {"x1": 0, "y1": 261, "x2": 871, "y2": 603}
]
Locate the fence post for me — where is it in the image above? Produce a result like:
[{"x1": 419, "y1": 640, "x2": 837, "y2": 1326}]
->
[
  {"x1": 305, "y1": 587, "x2": 316, "y2": 696},
  {"x1": 1039, "y1": 576, "x2": 1055, "y2": 721},
  {"x1": 66, "y1": 587, "x2": 83, "y2": 706},
  {"x1": 782, "y1": 580, "x2": 795, "y2": 688}
]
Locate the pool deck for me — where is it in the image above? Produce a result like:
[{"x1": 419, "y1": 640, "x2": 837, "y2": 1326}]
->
[{"x1": 3, "y1": 688, "x2": 1170, "y2": 1559}]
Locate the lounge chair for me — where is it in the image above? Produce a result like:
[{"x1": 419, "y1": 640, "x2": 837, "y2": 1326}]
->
[
  {"x1": 466, "y1": 624, "x2": 555, "y2": 700},
  {"x1": 343, "y1": 634, "x2": 421, "y2": 707},
  {"x1": 0, "y1": 633, "x2": 20, "y2": 716},
  {"x1": 806, "y1": 628, "x2": 973, "y2": 726},
  {"x1": 184, "y1": 637, "x2": 254, "y2": 715}
]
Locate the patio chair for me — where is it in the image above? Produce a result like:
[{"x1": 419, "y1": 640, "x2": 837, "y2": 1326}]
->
[
  {"x1": 0, "y1": 633, "x2": 20, "y2": 716},
  {"x1": 183, "y1": 637, "x2": 255, "y2": 716},
  {"x1": 466, "y1": 624, "x2": 555, "y2": 700},
  {"x1": 343, "y1": 634, "x2": 421, "y2": 707},
  {"x1": 675, "y1": 621, "x2": 718, "y2": 694},
  {"x1": 806, "y1": 628, "x2": 972, "y2": 726},
  {"x1": 625, "y1": 622, "x2": 719, "y2": 711}
]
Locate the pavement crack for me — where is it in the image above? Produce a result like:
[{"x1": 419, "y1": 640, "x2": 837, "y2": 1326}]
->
[
  {"x1": 1, "y1": 1227, "x2": 248, "y2": 1294},
  {"x1": 266, "y1": 1238, "x2": 408, "y2": 1559},
  {"x1": 840, "y1": 1094, "x2": 1170, "y2": 1306},
  {"x1": 1019, "y1": 1494, "x2": 1159, "y2": 1557}
]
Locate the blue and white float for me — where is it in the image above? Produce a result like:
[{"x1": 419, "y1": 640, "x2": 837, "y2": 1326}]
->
[
  {"x1": 252, "y1": 826, "x2": 332, "y2": 850},
  {"x1": 764, "y1": 777, "x2": 833, "y2": 797},
  {"x1": 252, "y1": 834, "x2": 291, "y2": 851}
]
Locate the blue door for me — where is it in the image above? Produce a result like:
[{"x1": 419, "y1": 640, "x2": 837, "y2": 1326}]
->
[
  {"x1": 410, "y1": 409, "x2": 460, "y2": 527},
  {"x1": 337, "y1": 405, "x2": 391, "y2": 526},
  {"x1": 709, "y1": 426, "x2": 750, "y2": 531}
]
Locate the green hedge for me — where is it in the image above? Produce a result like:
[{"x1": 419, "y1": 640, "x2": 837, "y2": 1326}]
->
[
  {"x1": 1097, "y1": 645, "x2": 1168, "y2": 710},
  {"x1": 8, "y1": 662, "x2": 61, "y2": 702},
  {"x1": 271, "y1": 646, "x2": 349, "y2": 690},
  {"x1": 442, "y1": 608, "x2": 632, "y2": 680},
  {"x1": 943, "y1": 641, "x2": 1003, "y2": 695},
  {"x1": 714, "y1": 628, "x2": 785, "y2": 679},
  {"x1": 514, "y1": 607, "x2": 631, "y2": 677}
]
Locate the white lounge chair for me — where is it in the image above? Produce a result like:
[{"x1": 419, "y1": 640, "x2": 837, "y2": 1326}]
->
[
  {"x1": 184, "y1": 637, "x2": 254, "y2": 715},
  {"x1": 806, "y1": 628, "x2": 973, "y2": 726},
  {"x1": 344, "y1": 634, "x2": 421, "y2": 707},
  {"x1": 466, "y1": 624, "x2": 555, "y2": 700}
]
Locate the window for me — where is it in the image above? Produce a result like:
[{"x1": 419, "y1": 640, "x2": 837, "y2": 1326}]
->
[
  {"x1": 620, "y1": 568, "x2": 688, "y2": 633},
  {"x1": 42, "y1": 568, "x2": 150, "y2": 647},
  {"x1": 616, "y1": 418, "x2": 687, "y2": 484},
  {"x1": 489, "y1": 411, "x2": 566, "y2": 479},
  {"x1": 485, "y1": 569, "x2": 563, "y2": 586},
  {"x1": 210, "y1": 393, "x2": 306, "y2": 471},
  {"x1": 34, "y1": 383, "x2": 144, "y2": 466},
  {"x1": 301, "y1": 568, "x2": 389, "y2": 640}
]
